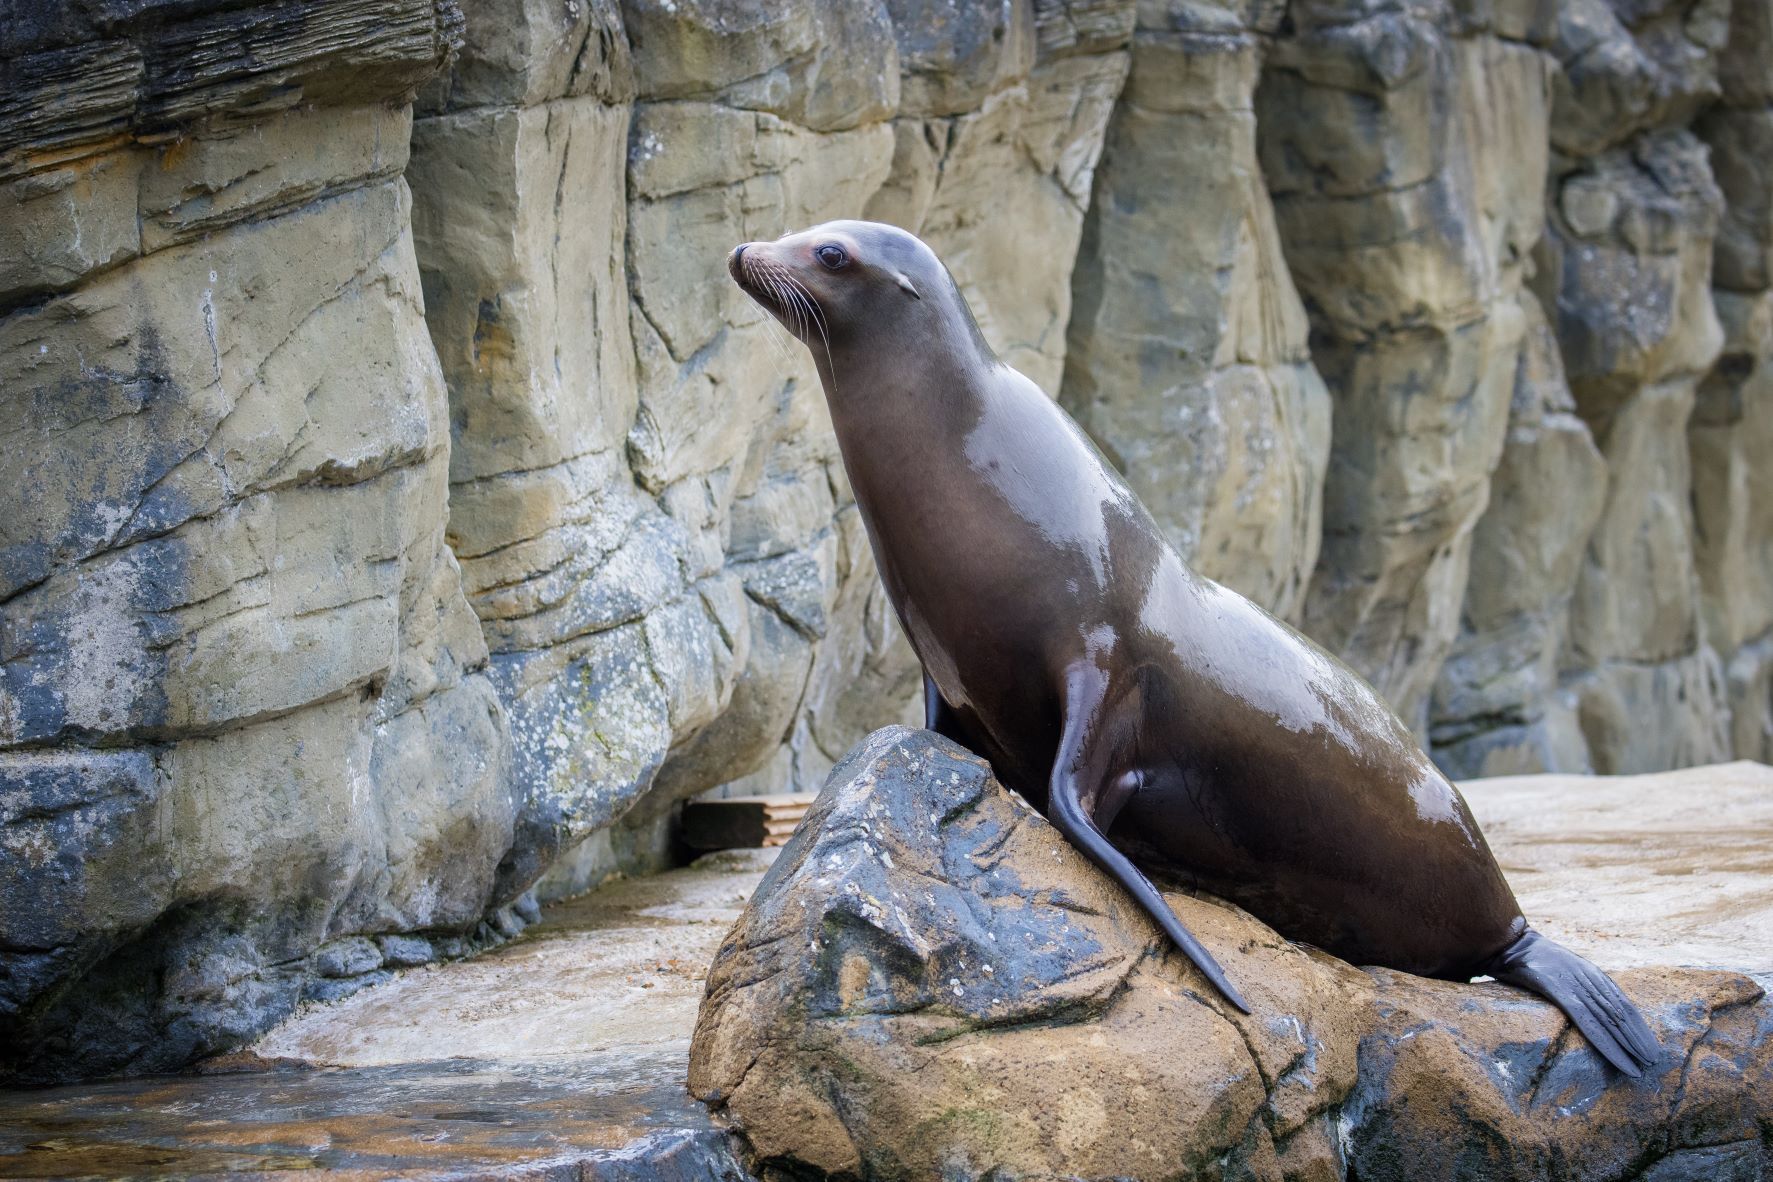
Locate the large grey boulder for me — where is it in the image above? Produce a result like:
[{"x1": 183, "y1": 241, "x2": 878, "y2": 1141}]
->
[{"x1": 690, "y1": 727, "x2": 1773, "y2": 1181}]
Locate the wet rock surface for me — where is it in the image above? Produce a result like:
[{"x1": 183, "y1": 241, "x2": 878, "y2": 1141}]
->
[
  {"x1": 0, "y1": 1051, "x2": 749, "y2": 1181},
  {"x1": 0, "y1": 850, "x2": 780, "y2": 1181},
  {"x1": 690, "y1": 728, "x2": 1773, "y2": 1181}
]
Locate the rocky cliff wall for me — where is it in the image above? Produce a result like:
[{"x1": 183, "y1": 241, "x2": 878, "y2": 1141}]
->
[{"x1": 2, "y1": 0, "x2": 1769, "y2": 1082}]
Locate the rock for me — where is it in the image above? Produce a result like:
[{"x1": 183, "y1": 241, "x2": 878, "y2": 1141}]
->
[
  {"x1": 303, "y1": 970, "x2": 396, "y2": 1005},
  {"x1": 1346, "y1": 969, "x2": 1770, "y2": 1182},
  {"x1": 0, "y1": 0, "x2": 461, "y2": 196},
  {"x1": 1257, "y1": 10, "x2": 1544, "y2": 734},
  {"x1": 376, "y1": 934, "x2": 436, "y2": 968},
  {"x1": 1540, "y1": 0, "x2": 1726, "y2": 159},
  {"x1": 691, "y1": 727, "x2": 1772, "y2": 1181},
  {"x1": 1690, "y1": 3, "x2": 1773, "y2": 767},
  {"x1": 869, "y1": 13, "x2": 1132, "y2": 392},
  {"x1": 0, "y1": 0, "x2": 514, "y2": 1085},
  {"x1": 1061, "y1": 4, "x2": 1330, "y2": 620},
  {"x1": 1430, "y1": 294, "x2": 1606, "y2": 777},
  {"x1": 406, "y1": 0, "x2": 694, "y2": 900},
  {"x1": 0, "y1": 751, "x2": 173, "y2": 1015},
  {"x1": 1700, "y1": 107, "x2": 1773, "y2": 292},
  {"x1": 1538, "y1": 130, "x2": 1732, "y2": 773},
  {"x1": 314, "y1": 938, "x2": 384, "y2": 979},
  {"x1": 0, "y1": 1049, "x2": 756, "y2": 1181}
]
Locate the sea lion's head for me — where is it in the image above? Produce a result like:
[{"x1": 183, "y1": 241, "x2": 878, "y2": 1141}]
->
[{"x1": 728, "y1": 220, "x2": 984, "y2": 357}]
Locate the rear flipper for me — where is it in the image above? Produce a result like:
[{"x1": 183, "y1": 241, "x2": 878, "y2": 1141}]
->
[{"x1": 1483, "y1": 928, "x2": 1661, "y2": 1078}]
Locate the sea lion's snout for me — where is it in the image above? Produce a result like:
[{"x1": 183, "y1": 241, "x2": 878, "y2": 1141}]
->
[{"x1": 727, "y1": 241, "x2": 806, "y2": 329}]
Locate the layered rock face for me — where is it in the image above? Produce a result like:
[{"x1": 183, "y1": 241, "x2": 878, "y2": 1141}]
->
[
  {"x1": 1693, "y1": 0, "x2": 1773, "y2": 766},
  {"x1": 691, "y1": 728, "x2": 1773, "y2": 1181},
  {"x1": 1062, "y1": 4, "x2": 1331, "y2": 620},
  {"x1": 5, "y1": 0, "x2": 1772, "y2": 1084},
  {"x1": 0, "y1": 0, "x2": 515, "y2": 1083}
]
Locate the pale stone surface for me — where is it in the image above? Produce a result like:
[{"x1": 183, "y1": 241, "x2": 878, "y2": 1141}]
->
[
  {"x1": 1462, "y1": 761, "x2": 1773, "y2": 983},
  {"x1": 253, "y1": 847, "x2": 775, "y2": 1066}
]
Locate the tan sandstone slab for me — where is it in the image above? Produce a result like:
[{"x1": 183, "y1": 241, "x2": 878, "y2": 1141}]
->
[{"x1": 251, "y1": 848, "x2": 780, "y2": 1068}]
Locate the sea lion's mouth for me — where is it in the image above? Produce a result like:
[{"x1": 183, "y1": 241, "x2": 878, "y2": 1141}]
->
[
  {"x1": 728, "y1": 243, "x2": 782, "y2": 313},
  {"x1": 728, "y1": 243, "x2": 827, "y2": 343}
]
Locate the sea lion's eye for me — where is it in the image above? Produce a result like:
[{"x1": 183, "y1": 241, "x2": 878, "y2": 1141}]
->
[{"x1": 816, "y1": 244, "x2": 849, "y2": 270}]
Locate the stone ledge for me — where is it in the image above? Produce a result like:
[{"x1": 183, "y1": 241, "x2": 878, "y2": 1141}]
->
[{"x1": 0, "y1": 0, "x2": 462, "y2": 177}]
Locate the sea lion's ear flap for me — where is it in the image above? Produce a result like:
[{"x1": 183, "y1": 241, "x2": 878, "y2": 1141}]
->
[{"x1": 896, "y1": 272, "x2": 921, "y2": 300}]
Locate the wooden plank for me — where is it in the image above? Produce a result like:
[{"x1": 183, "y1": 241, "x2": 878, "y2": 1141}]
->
[{"x1": 682, "y1": 793, "x2": 817, "y2": 850}]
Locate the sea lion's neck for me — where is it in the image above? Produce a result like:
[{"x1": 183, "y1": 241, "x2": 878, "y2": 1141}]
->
[{"x1": 813, "y1": 327, "x2": 999, "y2": 509}]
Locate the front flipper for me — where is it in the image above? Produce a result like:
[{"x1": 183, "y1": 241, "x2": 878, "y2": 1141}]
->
[
  {"x1": 923, "y1": 670, "x2": 968, "y2": 746},
  {"x1": 1047, "y1": 662, "x2": 1252, "y2": 1014}
]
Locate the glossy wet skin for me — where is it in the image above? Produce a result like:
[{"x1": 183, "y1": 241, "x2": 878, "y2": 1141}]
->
[{"x1": 729, "y1": 221, "x2": 1525, "y2": 981}]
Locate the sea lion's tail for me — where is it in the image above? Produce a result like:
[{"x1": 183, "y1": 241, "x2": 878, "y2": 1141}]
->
[{"x1": 1482, "y1": 928, "x2": 1661, "y2": 1077}]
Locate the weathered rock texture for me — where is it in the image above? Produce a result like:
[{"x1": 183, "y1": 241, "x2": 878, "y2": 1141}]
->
[
  {"x1": 1062, "y1": 2, "x2": 1330, "y2": 620},
  {"x1": 5, "y1": 0, "x2": 1773, "y2": 1085},
  {"x1": 1258, "y1": 3, "x2": 1546, "y2": 735},
  {"x1": 1694, "y1": 0, "x2": 1773, "y2": 767},
  {"x1": 691, "y1": 728, "x2": 1773, "y2": 1181},
  {"x1": 0, "y1": 0, "x2": 521, "y2": 1085}
]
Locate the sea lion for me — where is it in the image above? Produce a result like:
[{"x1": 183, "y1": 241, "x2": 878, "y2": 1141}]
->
[{"x1": 727, "y1": 220, "x2": 1661, "y2": 1077}]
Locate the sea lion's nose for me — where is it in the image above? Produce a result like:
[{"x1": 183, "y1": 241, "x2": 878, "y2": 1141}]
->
[{"x1": 728, "y1": 243, "x2": 751, "y2": 282}]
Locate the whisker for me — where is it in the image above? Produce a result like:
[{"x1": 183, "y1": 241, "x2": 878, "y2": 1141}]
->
[
  {"x1": 780, "y1": 272, "x2": 828, "y2": 339},
  {"x1": 737, "y1": 258, "x2": 801, "y2": 373},
  {"x1": 780, "y1": 272, "x2": 835, "y2": 391},
  {"x1": 759, "y1": 270, "x2": 820, "y2": 390},
  {"x1": 758, "y1": 266, "x2": 799, "y2": 335},
  {"x1": 736, "y1": 255, "x2": 836, "y2": 397},
  {"x1": 771, "y1": 274, "x2": 808, "y2": 342}
]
